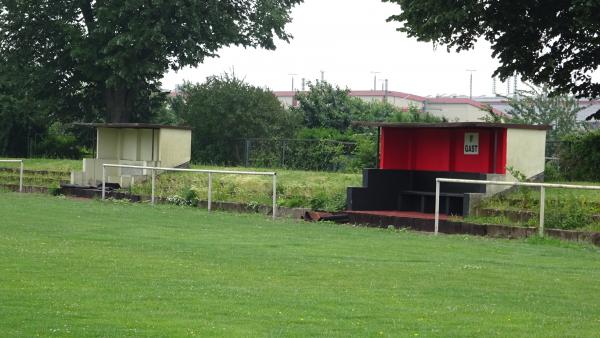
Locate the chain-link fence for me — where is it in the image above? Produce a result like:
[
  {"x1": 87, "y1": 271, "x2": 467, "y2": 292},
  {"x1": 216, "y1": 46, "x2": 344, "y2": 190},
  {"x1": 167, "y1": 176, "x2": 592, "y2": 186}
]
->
[{"x1": 240, "y1": 138, "x2": 359, "y2": 172}]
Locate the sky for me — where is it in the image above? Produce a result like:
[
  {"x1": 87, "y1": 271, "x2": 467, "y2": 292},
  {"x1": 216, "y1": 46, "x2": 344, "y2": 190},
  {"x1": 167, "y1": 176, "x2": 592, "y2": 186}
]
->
[{"x1": 161, "y1": 0, "x2": 514, "y2": 97}]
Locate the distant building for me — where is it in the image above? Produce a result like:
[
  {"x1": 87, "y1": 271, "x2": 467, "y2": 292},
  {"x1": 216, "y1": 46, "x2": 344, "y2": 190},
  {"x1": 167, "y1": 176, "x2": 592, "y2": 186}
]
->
[
  {"x1": 273, "y1": 90, "x2": 505, "y2": 122},
  {"x1": 474, "y1": 96, "x2": 600, "y2": 128}
]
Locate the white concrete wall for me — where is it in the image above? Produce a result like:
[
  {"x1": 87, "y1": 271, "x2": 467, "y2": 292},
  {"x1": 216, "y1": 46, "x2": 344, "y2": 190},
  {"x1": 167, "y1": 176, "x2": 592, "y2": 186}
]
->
[
  {"x1": 277, "y1": 96, "x2": 294, "y2": 108},
  {"x1": 352, "y1": 95, "x2": 423, "y2": 110},
  {"x1": 120, "y1": 128, "x2": 138, "y2": 161},
  {"x1": 425, "y1": 104, "x2": 487, "y2": 122},
  {"x1": 158, "y1": 128, "x2": 192, "y2": 168},
  {"x1": 506, "y1": 129, "x2": 547, "y2": 180},
  {"x1": 74, "y1": 127, "x2": 190, "y2": 186},
  {"x1": 96, "y1": 128, "x2": 119, "y2": 159}
]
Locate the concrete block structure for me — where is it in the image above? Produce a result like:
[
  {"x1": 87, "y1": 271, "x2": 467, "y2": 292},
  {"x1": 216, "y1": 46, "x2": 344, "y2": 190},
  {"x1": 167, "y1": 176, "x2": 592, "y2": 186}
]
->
[
  {"x1": 70, "y1": 123, "x2": 192, "y2": 188},
  {"x1": 347, "y1": 122, "x2": 549, "y2": 216}
]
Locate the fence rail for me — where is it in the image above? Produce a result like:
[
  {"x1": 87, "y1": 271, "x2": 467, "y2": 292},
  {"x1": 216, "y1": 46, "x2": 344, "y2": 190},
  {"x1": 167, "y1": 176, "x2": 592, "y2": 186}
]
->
[
  {"x1": 0, "y1": 160, "x2": 23, "y2": 192},
  {"x1": 102, "y1": 164, "x2": 278, "y2": 219},
  {"x1": 434, "y1": 178, "x2": 600, "y2": 236}
]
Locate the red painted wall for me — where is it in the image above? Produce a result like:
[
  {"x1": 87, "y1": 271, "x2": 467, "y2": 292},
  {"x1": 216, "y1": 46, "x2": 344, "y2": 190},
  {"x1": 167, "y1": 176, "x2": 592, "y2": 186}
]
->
[{"x1": 380, "y1": 127, "x2": 507, "y2": 174}]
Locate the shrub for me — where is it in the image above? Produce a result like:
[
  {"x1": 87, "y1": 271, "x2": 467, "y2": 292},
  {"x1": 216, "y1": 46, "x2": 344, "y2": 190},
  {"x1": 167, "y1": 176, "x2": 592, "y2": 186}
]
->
[{"x1": 559, "y1": 130, "x2": 600, "y2": 181}]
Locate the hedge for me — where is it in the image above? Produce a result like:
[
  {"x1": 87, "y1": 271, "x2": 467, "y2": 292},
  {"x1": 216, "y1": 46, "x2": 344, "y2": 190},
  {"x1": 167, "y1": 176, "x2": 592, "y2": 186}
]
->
[{"x1": 559, "y1": 130, "x2": 600, "y2": 181}]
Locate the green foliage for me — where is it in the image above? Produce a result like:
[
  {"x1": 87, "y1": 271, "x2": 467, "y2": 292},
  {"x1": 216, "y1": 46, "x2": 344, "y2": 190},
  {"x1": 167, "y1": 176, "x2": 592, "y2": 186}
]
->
[
  {"x1": 176, "y1": 74, "x2": 300, "y2": 164},
  {"x1": 293, "y1": 82, "x2": 444, "y2": 132},
  {"x1": 544, "y1": 161, "x2": 563, "y2": 182},
  {"x1": 388, "y1": 103, "x2": 444, "y2": 123},
  {"x1": 559, "y1": 130, "x2": 600, "y2": 181},
  {"x1": 508, "y1": 86, "x2": 585, "y2": 143},
  {"x1": 292, "y1": 81, "x2": 359, "y2": 130},
  {"x1": 0, "y1": 0, "x2": 303, "y2": 123},
  {"x1": 384, "y1": 0, "x2": 600, "y2": 98},
  {"x1": 545, "y1": 195, "x2": 596, "y2": 230}
]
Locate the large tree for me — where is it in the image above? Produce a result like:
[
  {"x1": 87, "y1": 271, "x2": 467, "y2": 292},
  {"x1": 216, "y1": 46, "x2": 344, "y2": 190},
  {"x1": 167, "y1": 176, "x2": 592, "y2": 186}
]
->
[
  {"x1": 0, "y1": 0, "x2": 302, "y2": 123},
  {"x1": 176, "y1": 75, "x2": 299, "y2": 164},
  {"x1": 384, "y1": 0, "x2": 600, "y2": 102}
]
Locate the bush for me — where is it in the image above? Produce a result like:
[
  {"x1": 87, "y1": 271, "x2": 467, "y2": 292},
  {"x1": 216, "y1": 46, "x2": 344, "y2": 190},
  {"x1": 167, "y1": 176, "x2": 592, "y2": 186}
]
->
[{"x1": 559, "y1": 130, "x2": 600, "y2": 181}]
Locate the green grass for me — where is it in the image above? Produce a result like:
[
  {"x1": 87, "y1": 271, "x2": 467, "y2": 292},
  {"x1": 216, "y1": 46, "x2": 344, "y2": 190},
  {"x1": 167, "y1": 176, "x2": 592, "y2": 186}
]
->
[
  {"x1": 0, "y1": 159, "x2": 360, "y2": 209},
  {"x1": 468, "y1": 183, "x2": 600, "y2": 231},
  {"x1": 130, "y1": 164, "x2": 361, "y2": 211},
  {"x1": 0, "y1": 157, "x2": 81, "y2": 172},
  {"x1": 1, "y1": 193, "x2": 600, "y2": 336},
  {"x1": 0, "y1": 158, "x2": 74, "y2": 188}
]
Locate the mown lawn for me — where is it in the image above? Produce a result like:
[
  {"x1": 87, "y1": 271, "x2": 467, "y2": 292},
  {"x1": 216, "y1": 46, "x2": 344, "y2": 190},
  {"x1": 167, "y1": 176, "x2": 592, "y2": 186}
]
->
[{"x1": 1, "y1": 193, "x2": 600, "y2": 337}]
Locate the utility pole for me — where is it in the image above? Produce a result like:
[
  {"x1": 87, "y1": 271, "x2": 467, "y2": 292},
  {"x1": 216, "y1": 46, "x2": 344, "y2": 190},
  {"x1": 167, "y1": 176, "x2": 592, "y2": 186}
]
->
[
  {"x1": 466, "y1": 69, "x2": 476, "y2": 100},
  {"x1": 320, "y1": 70, "x2": 325, "y2": 82},
  {"x1": 288, "y1": 73, "x2": 297, "y2": 91},
  {"x1": 301, "y1": 78, "x2": 306, "y2": 91},
  {"x1": 384, "y1": 79, "x2": 389, "y2": 102},
  {"x1": 371, "y1": 71, "x2": 380, "y2": 91}
]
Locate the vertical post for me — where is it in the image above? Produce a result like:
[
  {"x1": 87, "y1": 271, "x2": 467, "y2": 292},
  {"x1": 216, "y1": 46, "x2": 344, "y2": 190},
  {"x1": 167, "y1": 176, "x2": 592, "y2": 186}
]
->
[
  {"x1": 151, "y1": 168, "x2": 155, "y2": 205},
  {"x1": 272, "y1": 174, "x2": 277, "y2": 220},
  {"x1": 102, "y1": 165, "x2": 106, "y2": 200},
  {"x1": 245, "y1": 139, "x2": 250, "y2": 167},
  {"x1": 434, "y1": 180, "x2": 440, "y2": 235},
  {"x1": 19, "y1": 160, "x2": 23, "y2": 193},
  {"x1": 281, "y1": 140, "x2": 286, "y2": 167},
  {"x1": 376, "y1": 127, "x2": 381, "y2": 168},
  {"x1": 208, "y1": 172, "x2": 212, "y2": 212},
  {"x1": 539, "y1": 186, "x2": 545, "y2": 237}
]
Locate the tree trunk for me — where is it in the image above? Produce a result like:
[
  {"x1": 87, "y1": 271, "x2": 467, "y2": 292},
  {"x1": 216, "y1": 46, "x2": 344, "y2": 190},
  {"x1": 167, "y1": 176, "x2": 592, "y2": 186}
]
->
[{"x1": 104, "y1": 87, "x2": 134, "y2": 123}]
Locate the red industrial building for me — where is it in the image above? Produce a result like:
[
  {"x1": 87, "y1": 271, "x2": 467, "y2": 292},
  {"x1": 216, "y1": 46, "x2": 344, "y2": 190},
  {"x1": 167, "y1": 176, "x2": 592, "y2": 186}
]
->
[{"x1": 347, "y1": 122, "x2": 549, "y2": 216}]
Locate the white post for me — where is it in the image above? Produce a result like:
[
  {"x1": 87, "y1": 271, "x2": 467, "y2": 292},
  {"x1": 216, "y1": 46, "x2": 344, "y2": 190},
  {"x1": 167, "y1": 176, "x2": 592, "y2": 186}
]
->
[
  {"x1": 102, "y1": 165, "x2": 106, "y2": 200},
  {"x1": 19, "y1": 160, "x2": 23, "y2": 193},
  {"x1": 208, "y1": 172, "x2": 212, "y2": 212},
  {"x1": 434, "y1": 180, "x2": 440, "y2": 235},
  {"x1": 151, "y1": 168, "x2": 155, "y2": 205},
  {"x1": 539, "y1": 186, "x2": 545, "y2": 237},
  {"x1": 272, "y1": 174, "x2": 277, "y2": 220}
]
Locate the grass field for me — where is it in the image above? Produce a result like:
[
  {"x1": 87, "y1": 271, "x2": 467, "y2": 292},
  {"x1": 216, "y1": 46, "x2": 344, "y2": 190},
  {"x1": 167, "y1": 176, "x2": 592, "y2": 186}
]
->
[
  {"x1": 0, "y1": 158, "x2": 361, "y2": 210},
  {"x1": 1, "y1": 193, "x2": 600, "y2": 336}
]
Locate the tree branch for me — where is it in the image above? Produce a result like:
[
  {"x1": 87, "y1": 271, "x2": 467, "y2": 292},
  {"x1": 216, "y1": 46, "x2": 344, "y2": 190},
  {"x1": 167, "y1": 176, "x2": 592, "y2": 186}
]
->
[{"x1": 79, "y1": 0, "x2": 95, "y2": 33}]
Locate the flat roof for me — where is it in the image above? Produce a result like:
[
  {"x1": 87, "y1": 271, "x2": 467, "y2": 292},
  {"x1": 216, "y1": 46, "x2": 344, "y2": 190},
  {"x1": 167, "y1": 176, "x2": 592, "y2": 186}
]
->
[
  {"x1": 352, "y1": 121, "x2": 551, "y2": 130},
  {"x1": 74, "y1": 123, "x2": 192, "y2": 130}
]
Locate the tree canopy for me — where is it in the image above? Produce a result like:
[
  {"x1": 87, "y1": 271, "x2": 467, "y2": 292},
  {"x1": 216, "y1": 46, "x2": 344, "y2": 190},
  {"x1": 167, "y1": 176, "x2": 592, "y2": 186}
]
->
[
  {"x1": 0, "y1": 0, "x2": 303, "y2": 123},
  {"x1": 384, "y1": 0, "x2": 600, "y2": 101},
  {"x1": 174, "y1": 75, "x2": 299, "y2": 164},
  {"x1": 507, "y1": 86, "x2": 585, "y2": 140}
]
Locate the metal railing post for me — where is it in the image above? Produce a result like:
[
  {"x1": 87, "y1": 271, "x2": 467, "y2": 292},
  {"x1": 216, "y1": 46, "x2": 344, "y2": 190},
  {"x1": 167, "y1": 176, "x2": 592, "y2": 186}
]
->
[
  {"x1": 102, "y1": 165, "x2": 106, "y2": 200},
  {"x1": 151, "y1": 168, "x2": 155, "y2": 205},
  {"x1": 208, "y1": 172, "x2": 212, "y2": 212},
  {"x1": 434, "y1": 179, "x2": 440, "y2": 235},
  {"x1": 19, "y1": 160, "x2": 23, "y2": 193},
  {"x1": 100, "y1": 164, "x2": 277, "y2": 218},
  {"x1": 539, "y1": 186, "x2": 545, "y2": 237},
  {"x1": 272, "y1": 173, "x2": 277, "y2": 220}
]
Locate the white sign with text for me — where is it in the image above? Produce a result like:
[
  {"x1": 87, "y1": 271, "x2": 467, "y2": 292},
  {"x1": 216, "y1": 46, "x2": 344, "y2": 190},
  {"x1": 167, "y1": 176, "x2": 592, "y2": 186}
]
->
[{"x1": 464, "y1": 133, "x2": 479, "y2": 155}]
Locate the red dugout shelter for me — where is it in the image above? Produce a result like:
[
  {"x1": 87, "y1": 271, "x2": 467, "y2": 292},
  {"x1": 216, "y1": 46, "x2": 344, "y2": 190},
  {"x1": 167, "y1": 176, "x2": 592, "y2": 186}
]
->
[{"x1": 347, "y1": 122, "x2": 549, "y2": 216}]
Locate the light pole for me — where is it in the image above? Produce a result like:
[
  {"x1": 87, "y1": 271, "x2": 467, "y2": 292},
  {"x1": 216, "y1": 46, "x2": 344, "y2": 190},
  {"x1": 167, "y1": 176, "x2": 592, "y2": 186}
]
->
[
  {"x1": 466, "y1": 69, "x2": 476, "y2": 99},
  {"x1": 371, "y1": 71, "x2": 380, "y2": 91}
]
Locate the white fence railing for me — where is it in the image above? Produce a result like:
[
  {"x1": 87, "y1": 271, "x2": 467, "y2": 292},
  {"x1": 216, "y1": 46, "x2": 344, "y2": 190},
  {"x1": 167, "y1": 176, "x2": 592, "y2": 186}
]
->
[
  {"x1": 102, "y1": 164, "x2": 278, "y2": 219},
  {"x1": 0, "y1": 159, "x2": 23, "y2": 192},
  {"x1": 435, "y1": 178, "x2": 600, "y2": 236}
]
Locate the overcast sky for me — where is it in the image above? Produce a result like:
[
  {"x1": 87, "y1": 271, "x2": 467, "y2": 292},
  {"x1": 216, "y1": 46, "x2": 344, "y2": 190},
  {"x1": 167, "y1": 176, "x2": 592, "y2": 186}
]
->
[{"x1": 161, "y1": 0, "x2": 513, "y2": 97}]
